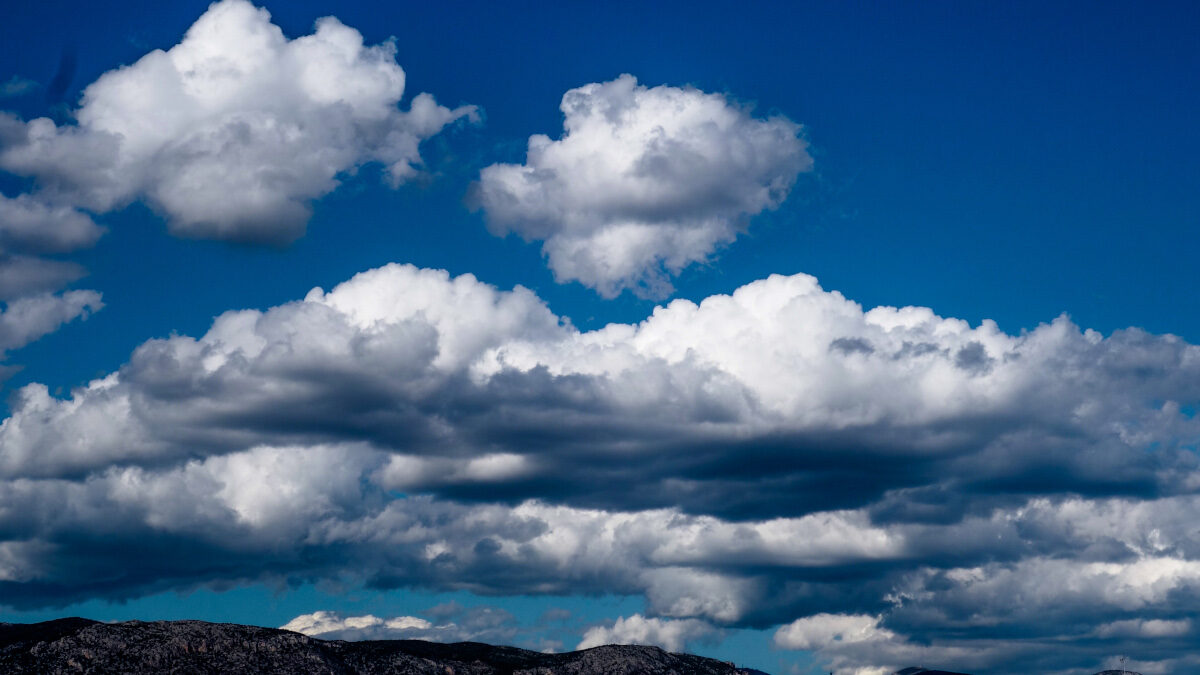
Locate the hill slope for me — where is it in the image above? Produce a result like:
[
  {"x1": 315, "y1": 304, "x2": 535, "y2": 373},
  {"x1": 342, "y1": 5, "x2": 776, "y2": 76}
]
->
[{"x1": 0, "y1": 618, "x2": 769, "y2": 675}]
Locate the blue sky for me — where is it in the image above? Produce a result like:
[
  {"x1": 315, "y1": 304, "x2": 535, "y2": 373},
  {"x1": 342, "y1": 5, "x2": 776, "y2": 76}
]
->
[{"x1": 1, "y1": 2, "x2": 1198, "y2": 673}]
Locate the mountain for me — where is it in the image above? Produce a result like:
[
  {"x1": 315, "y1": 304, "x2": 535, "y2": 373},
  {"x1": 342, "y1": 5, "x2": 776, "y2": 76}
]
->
[
  {"x1": 0, "y1": 617, "x2": 770, "y2": 674},
  {"x1": 1093, "y1": 671, "x2": 1144, "y2": 675},
  {"x1": 895, "y1": 668, "x2": 971, "y2": 675}
]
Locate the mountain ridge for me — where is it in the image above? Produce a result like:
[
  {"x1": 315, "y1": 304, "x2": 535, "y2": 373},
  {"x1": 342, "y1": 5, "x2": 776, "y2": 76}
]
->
[{"x1": 0, "y1": 617, "x2": 771, "y2": 674}]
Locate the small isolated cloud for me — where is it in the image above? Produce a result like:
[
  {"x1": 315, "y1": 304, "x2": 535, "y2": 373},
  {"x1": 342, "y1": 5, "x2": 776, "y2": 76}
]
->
[
  {"x1": 0, "y1": 0, "x2": 475, "y2": 245},
  {"x1": 281, "y1": 610, "x2": 431, "y2": 640},
  {"x1": 1095, "y1": 618, "x2": 1192, "y2": 638},
  {"x1": 0, "y1": 290, "x2": 102, "y2": 356},
  {"x1": 0, "y1": 195, "x2": 104, "y2": 357},
  {"x1": 281, "y1": 605, "x2": 519, "y2": 644},
  {"x1": 474, "y1": 74, "x2": 810, "y2": 298},
  {"x1": 576, "y1": 614, "x2": 716, "y2": 652},
  {"x1": 774, "y1": 613, "x2": 892, "y2": 651},
  {"x1": 0, "y1": 76, "x2": 37, "y2": 99}
]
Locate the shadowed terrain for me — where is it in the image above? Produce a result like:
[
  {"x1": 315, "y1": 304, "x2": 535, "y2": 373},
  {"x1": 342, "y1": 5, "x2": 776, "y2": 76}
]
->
[{"x1": 0, "y1": 618, "x2": 770, "y2": 674}]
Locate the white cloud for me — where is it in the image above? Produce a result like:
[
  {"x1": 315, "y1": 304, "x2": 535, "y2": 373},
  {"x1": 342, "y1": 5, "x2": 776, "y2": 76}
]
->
[
  {"x1": 281, "y1": 611, "x2": 432, "y2": 639},
  {"x1": 2, "y1": 261, "x2": 1197, "y2": 505},
  {"x1": 1095, "y1": 618, "x2": 1191, "y2": 638},
  {"x1": 0, "y1": 0, "x2": 475, "y2": 244},
  {"x1": 0, "y1": 194, "x2": 103, "y2": 255},
  {"x1": 0, "y1": 290, "x2": 102, "y2": 355},
  {"x1": 774, "y1": 614, "x2": 892, "y2": 651},
  {"x1": 0, "y1": 256, "x2": 86, "y2": 301},
  {"x1": 375, "y1": 452, "x2": 534, "y2": 490},
  {"x1": 475, "y1": 74, "x2": 810, "y2": 298},
  {"x1": 281, "y1": 605, "x2": 524, "y2": 644},
  {"x1": 905, "y1": 556, "x2": 1200, "y2": 616},
  {"x1": 576, "y1": 614, "x2": 716, "y2": 652},
  {"x1": 1, "y1": 263, "x2": 1200, "y2": 672},
  {"x1": 0, "y1": 195, "x2": 104, "y2": 353}
]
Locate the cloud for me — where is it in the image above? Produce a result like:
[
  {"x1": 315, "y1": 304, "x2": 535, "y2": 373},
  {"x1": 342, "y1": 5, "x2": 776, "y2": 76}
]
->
[
  {"x1": 0, "y1": 290, "x2": 101, "y2": 356},
  {"x1": 0, "y1": 195, "x2": 103, "y2": 357},
  {"x1": 1095, "y1": 618, "x2": 1192, "y2": 638},
  {"x1": 282, "y1": 604, "x2": 545, "y2": 647},
  {"x1": 0, "y1": 194, "x2": 103, "y2": 255},
  {"x1": 2, "y1": 262, "x2": 1199, "y2": 520},
  {"x1": 0, "y1": 0, "x2": 475, "y2": 245},
  {"x1": 773, "y1": 614, "x2": 892, "y2": 651},
  {"x1": 281, "y1": 610, "x2": 432, "y2": 640},
  {"x1": 474, "y1": 74, "x2": 810, "y2": 298},
  {"x1": 1, "y1": 263, "x2": 1200, "y2": 672},
  {"x1": 0, "y1": 76, "x2": 37, "y2": 99},
  {"x1": 0, "y1": 256, "x2": 86, "y2": 301},
  {"x1": 577, "y1": 614, "x2": 716, "y2": 652}
]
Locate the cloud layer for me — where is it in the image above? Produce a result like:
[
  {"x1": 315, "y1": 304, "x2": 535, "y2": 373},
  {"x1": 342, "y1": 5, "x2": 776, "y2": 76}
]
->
[
  {"x1": 475, "y1": 74, "x2": 810, "y2": 298},
  {"x1": 0, "y1": 0, "x2": 474, "y2": 245},
  {"x1": 1, "y1": 263, "x2": 1199, "y2": 673}
]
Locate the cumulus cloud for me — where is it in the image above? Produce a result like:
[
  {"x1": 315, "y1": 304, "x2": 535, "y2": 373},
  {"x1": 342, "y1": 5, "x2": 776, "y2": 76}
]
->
[
  {"x1": 7, "y1": 262, "x2": 1195, "y2": 507},
  {"x1": 0, "y1": 0, "x2": 474, "y2": 244},
  {"x1": 281, "y1": 610, "x2": 432, "y2": 640},
  {"x1": 474, "y1": 74, "x2": 810, "y2": 298},
  {"x1": 281, "y1": 604, "x2": 564, "y2": 650},
  {"x1": 577, "y1": 614, "x2": 716, "y2": 652},
  {"x1": 0, "y1": 194, "x2": 102, "y2": 255},
  {"x1": 1, "y1": 263, "x2": 1200, "y2": 672},
  {"x1": 0, "y1": 194, "x2": 104, "y2": 357},
  {"x1": 773, "y1": 614, "x2": 891, "y2": 651},
  {"x1": 0, "y1": 290, "x2": 101, "y2": 357}
]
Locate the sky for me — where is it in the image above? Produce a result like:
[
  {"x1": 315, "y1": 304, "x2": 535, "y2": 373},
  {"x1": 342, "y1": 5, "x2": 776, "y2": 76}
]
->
[{"x1": 0, "y1": 1, "x2": 1199, "y2": 674}]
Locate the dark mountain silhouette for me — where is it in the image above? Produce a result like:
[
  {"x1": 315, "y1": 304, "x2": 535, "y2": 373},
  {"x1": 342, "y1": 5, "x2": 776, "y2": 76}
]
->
[
  {"x1": 0, "y1": 617, "x2": 771, "y2": 674},
  {"x1": 895, "y1": 668, "x2": 971, "y2": 675},
  {"x1": 1093, "y1": 671, "x2": 1144, "y2": 675}
]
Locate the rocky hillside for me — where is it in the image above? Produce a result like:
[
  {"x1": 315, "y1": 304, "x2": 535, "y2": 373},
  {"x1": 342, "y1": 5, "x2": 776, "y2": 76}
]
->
[{"x1": 0, "y1": 617, "x2": 770, "y2": 674}]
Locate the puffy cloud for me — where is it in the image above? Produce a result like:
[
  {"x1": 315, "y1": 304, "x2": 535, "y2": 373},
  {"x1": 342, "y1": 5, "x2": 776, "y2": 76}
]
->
[
  {"x1": 0, "y1": 255, "x2": 85, "y2": 301},
  {"x1": 281, "y1": 610, "x2": 432, "y2": 640},
  {"x1": 773, "y1": 614, "x2": 891, "y2": 651},
  {"x1": 0, "y1": 0, "x2": 474, "y2": 244},
  {"x1": 282, "y1": 605, "x2": 552, "y2": 648},
  {"x1": 0, "y1": 194, "x2": 103, "y2": 255},
  {"x1": 0, "y1": 290, "x2": 101, "y2": 356},
  {"x1": 1, "y1": 263, "x2": 1200, "y2": 672},
  {"x1": 5, "y1": 262, "x2": 1196, "y2": 513},
  {"x1": 576, "y1": 614, "x2": 716, "y2": 652},
  {"x1": 474, "y1": 74, "x2": 810, "y2": 298},
  {"x1": 0, "y1": 192, "x2": 104, "y2": 357}
]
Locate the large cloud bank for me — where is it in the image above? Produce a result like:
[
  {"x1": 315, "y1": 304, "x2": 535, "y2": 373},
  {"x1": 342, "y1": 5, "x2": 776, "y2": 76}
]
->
[
  {"x1": 2, "y1": 263, "x2": 1200, "y2": 673},
  {"x1": 0, "y1": 0, "x2": 474, "y2": 245},
  {"x1": 474, "y1": 74, "x2": 810, "y2": 298}
]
